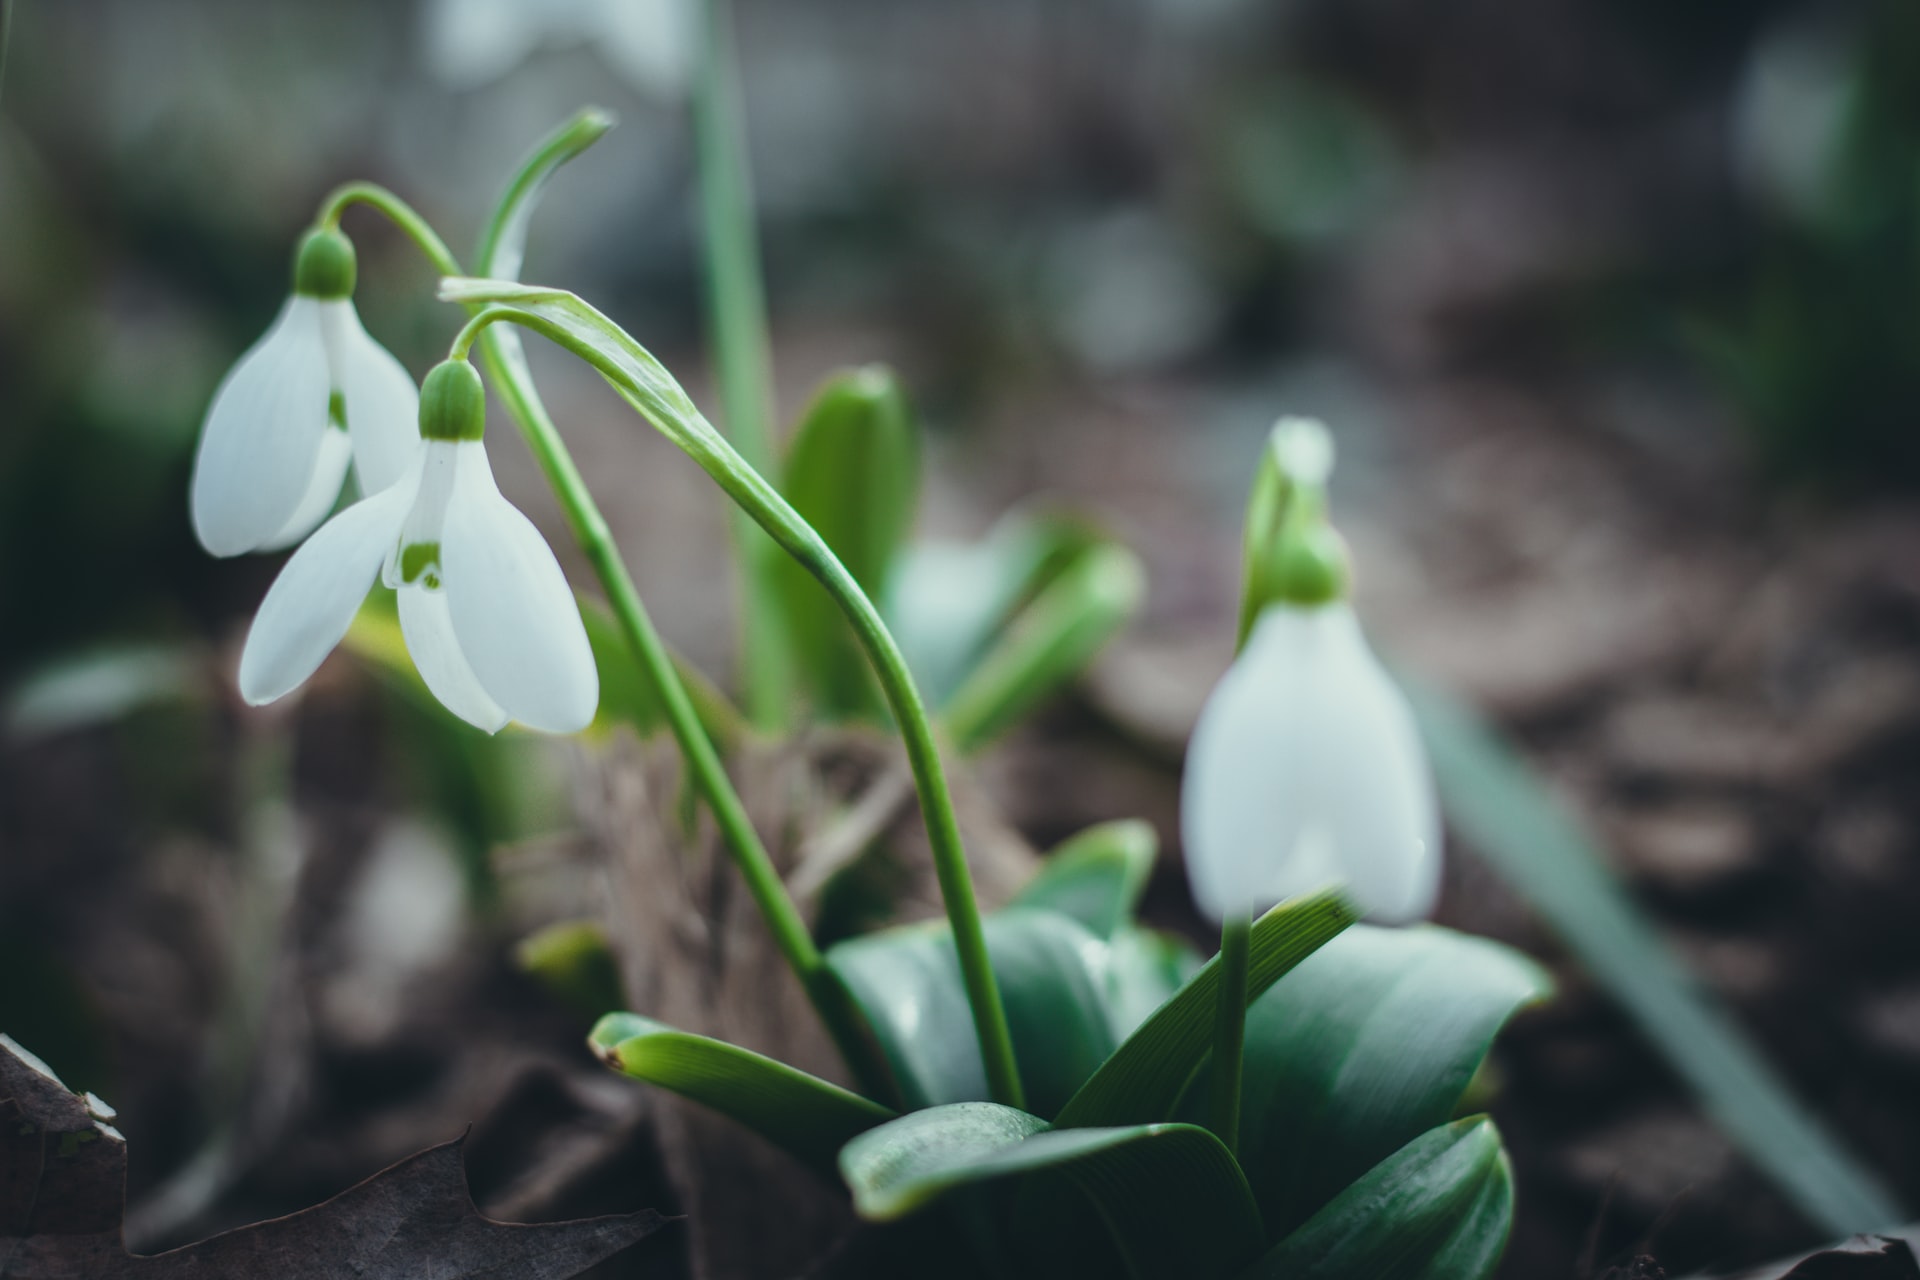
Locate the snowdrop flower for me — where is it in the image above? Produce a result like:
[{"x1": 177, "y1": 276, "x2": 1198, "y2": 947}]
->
[
  {"x1": 420, "y1": 0, "x2": 695, "y2": 98},
  {"x1": 1181, "y1": 419, "x2": 1440, "y2": 924},
  {"x1": 190, "y1": 229, "x2": 420, "y2": 557},
  {"x1": 237, "y1": 360, "x2": 598, "y2": 735}
]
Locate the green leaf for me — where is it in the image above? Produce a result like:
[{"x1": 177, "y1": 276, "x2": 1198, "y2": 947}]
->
[
  {"x1": 942, "y1": 542, "x2": 1144, "y2": 752},
  {"x1": 826, "y1": 909, "x2": 1120, "y2": 1119},
  {"x1": 477, "y1": 107, "x2": 616, "y2": 281},
  {"x1": 588, "y1": 1012, "x2": 894, "y2": 1179},
  {"x1": 1054, "y1": 888, "x2": 1355, "y2": 1130},
  {"x1": 514, "y1": 920, "x2": 626, "y2": 1020},
  {"x1": 1241, "y1": 1117, "x2": 1513, "y2": 1280},
  {"x1": 840, "y1": 1102, "x2": 1264, "y2": 1279},
  {"x1": 885, "y1": 512, "x2": 1107, "y2": 708},
  {"x1": 1104, "y1": 927, "x2": 1204, "y2": 1043},
  {"x1": 579, "y1": 595, "x2": 743, "y2": 743},
  {"x1": 1009, "y1": 819, "x2": 1156, "y2": 939},
  {"x1": 1408, "y1": 680, "x2": 1903, "y2": 1236},
  {"x1": 776, "y1": 366, "x2": 919, "y2": 719},
  {"x1": 1185, "y1": 924, "x2": 1548, "y2": 1238}
]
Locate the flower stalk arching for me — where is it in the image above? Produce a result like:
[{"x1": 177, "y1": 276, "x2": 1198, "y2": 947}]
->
[
  {"x1": 314, "y1": 184, "x2": 886, "y2": 1088},
  {"x1": 445, "y1": 291, "x2": 1027, "y2": 1109}
]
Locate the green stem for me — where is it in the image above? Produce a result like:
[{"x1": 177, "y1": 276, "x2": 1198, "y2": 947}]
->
[
  {"x1": 694, "y1": 0, "x2": 791, "y2": 732},
  {"x1": 331, "y1": 188, "x2": 881, "y2": 1086},
  {"x1": 317, "y1": 183, "x2": 463, "y2": 276},
  {"x1": 453, "y1": 302, "x2": 1026, "y2": 1108},
  {"x1": 475, "y1": 331, "x2": 880, "y2": 1088},
  {"x1": 1208, "y1": 913, "x2": 1252, "y2": 1156}
]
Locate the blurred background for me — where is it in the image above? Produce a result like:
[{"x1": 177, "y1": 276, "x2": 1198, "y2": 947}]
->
[{"x1": 7, "y1": 0, "x2": 1920, "y2": 1275}]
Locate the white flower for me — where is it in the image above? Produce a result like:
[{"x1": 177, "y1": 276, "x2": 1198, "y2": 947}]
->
[
  {"x1": 1181, "y1": 602, "x2": 1440, "y2": 924},
  {"x1": 190, "y1": 229, "x2": 419, "y2": 558},
  {"x1": 420, "y1": 0, "x2": 694, "y2": 98},
  {"x1": 236, "y1": 361, "x2": 598, "y2": 735}
]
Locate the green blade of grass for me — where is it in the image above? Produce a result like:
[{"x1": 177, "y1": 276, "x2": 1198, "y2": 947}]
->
[{"x1": 1408, "y1": 680, "x2": 1901, "y2": 1236}]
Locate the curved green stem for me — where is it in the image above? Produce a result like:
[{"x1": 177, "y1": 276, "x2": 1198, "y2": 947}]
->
[
  {"x1": 473, "y1": 327, "x2": 883, "y2": 1090},
  {"x1": 328, "y1": 187, "x2": 884, "y2": 1088},
  {"x1": 447, "y1": 297, "x2": 1025, "y2": 1108},
  {"x1": 317, "y1": 183, "x2": 462, "y2": 278},
  {"x1": 694, "y1": 0, "x2": 791, "y2": 732},
  {"x1": 1207, "y1": 913, "x2": 1252, "y2": 1156}
]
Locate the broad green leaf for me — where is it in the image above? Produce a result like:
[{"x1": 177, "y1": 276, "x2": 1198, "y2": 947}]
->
[
  {"x1": 885, "y1": 513, "x2": 1108, "y2": 708},
  {"x1": 1009, "y1": 820, "x2": 1157, "y2": 939},
  {"x1": 1054, "y1": 888, "x2": 1355, "y2": 1130},
  {"x1": 942, "y1": 542, "x2": 1145, "y2": 752},
  {"x1": 826, "y1": 908, "x2": 1119, "y2": 1119},
  {"x1": 514, "y1": 920, "x2": 626, "y2": 1020},
  {"x1": 841, "y1": 1102, "x2": 1264, "y2": 1279},
  {"x1": 1184, "y1": 924, "x2": 1548, "y2": 1237},
  {"x1": 579, "y1": 595, "x2": 743, "y2": 743},
  {"x1": 1409, "y1": 681, "x2": 1902, "y2": 1236},
  {"x1": 1105, "y1": 927, "x2": 1203, "y2": 1043},
  {"x1": 777, "y1": 366, "x2": 919, "y2": 719},
  {"x1": 588, "y1": 1012, "x2": 894, "y2": 1179},
  {"x1": 1241, "y1": 1116, "x2": 1513, "y2": 1280}
]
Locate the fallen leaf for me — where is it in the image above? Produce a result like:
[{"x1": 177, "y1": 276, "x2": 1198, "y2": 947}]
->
[{"x1": 0, "y1": 1034, "x2": 669, "y2": 1278}]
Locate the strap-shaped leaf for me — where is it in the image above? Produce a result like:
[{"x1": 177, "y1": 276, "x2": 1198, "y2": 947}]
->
[
  {"x1": 826, "y1": 908, "x2": 1119, "y2": 1119},
  {"x1": 1191, "y1": 924, "x2": 1548, "y2": 1237},
  {"x1": 1409, "y1": 681, "x2": 1902, "y2": 1235},
  {"x1": 1240, "y1": 1116, "x2": 1513, "y2": 1280},
  {"x1": 777, "y1": 366, "x2": 919, "y2": 719},
  {"x1": 1053, "y1": 888, "x2": 1355, "y2": 1130},
  {"x1": 841, "y1": 1102, "x2": 1264, "y2": 1279},
  {"x1": 1010, "y1": 820, "x2": 1157, "y2": 940},
  {"x1": 476, "y1": 107, "x2": 615, "y2": 280},
  {"x1": 588, "y1": 1012, "x2": 894, "y2": 1179},
  {"x1": 1104, "y1": 927, "x2": 1204, "y2": 1043},
  {"x1": 941, "y1": 541, "x2": 1145, "y2": 752}
]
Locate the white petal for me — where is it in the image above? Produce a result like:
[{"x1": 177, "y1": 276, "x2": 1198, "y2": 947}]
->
[
  {"x1": 398, "y1": 587, "x2": 510, "y2": 733},
  {"x1": 190, "y1": 296, "x2": 332, "y2": 557},
  {"x1": 259, "y1": 426, "x2": 352, "y2": 551},
  {"x1": 322, "y1": 301, "x2": 421, "y2": 496},
  {"x1": 1180, "y1": 604, "x2": 1440, "y2": 924},
  {"x1": 439, "y1": 447, "x2": 598, "y2": 733},
  {"x1": 418, "y1": 0, "x2": 542, "y2": 87},
  {"x1": 592, "y1": 0, "x2": 695, "y2": 97},
  {"x1": 237, "y1": 480, "x2": 414, "y2": 706}
]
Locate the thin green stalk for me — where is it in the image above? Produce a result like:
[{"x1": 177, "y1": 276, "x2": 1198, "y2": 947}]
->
[
  {"x1": 318, "y1": 183, "x2": 462, "y2": 274},
  {"x1": 476, "y1": 335, "x2": 881, "y2": 1087},
  {"x1": 1207, "y1": 913, "x2": 1252, "y2": 1156},
  {"x1": 694, "y1": 0, "x2": 791, "y2": 731},
  {"x1": 326, "y1": 187, "x2": 880, "y2": 1083},
  {"x1": 448, "y1": 297, "x2": 1026, "y2": 1108}
]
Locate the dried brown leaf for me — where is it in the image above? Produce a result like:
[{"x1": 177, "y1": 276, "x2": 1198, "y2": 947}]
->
[{"x1": 0, "y1": 1035, "x2": 668, "y2": 1278}]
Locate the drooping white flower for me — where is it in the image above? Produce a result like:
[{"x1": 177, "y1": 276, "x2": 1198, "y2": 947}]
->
[
  {"x1": 237, "y1": 360, "x2": 598, "y2": 735},
  {"x1": 420, "y1": 0, "x2": 695, "y2": 98},
  {"x1": 190, "y1": 228, "x2": 420, "y2": 558},
  {"x1": 1181, "y1": 602, "x2": 1440, "y2": 923},
  {"x1": 1183, "y1": 419, "x2": 1439, "y2": 924}
]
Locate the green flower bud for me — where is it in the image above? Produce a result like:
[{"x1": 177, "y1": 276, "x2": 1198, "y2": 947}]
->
[
  {"x1": 291, "y1": 227, "x2": 357, "y2": 300},
  {"x1": 419, "y1": 359, "x2": 486, "y2": 441}
]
